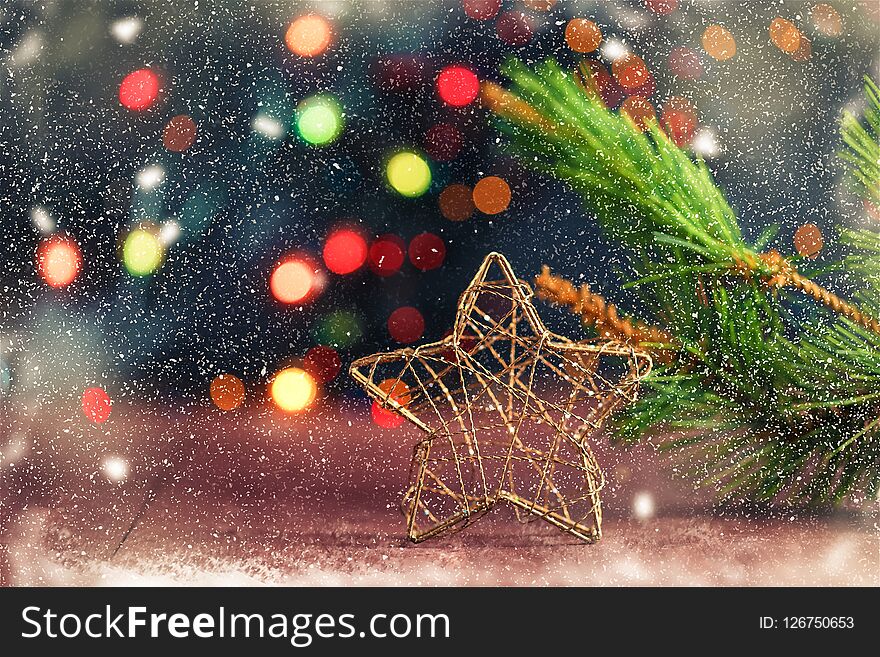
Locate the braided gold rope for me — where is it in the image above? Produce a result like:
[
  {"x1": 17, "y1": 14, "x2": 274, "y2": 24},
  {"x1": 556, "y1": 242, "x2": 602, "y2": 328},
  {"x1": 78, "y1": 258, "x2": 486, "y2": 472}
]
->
[{"x1": 535, "y1": 267, "x2": 675, "y2": 352}]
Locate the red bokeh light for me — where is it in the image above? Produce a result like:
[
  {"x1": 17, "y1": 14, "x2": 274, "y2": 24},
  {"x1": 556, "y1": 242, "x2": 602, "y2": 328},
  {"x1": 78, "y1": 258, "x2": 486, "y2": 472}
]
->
[
  {"x1": 424, "y1": 123, "x2": 463, "y2": 162},
  {"x1": 119, "y1": 68, "x2": 159, "y2": 111},
  {"x1": 436, "y1": 65, "x2": 480, "y2": 107},
  {"x1": 668, "y1": 46, "x2": 704, "y2": 80},
  {"x1": 462, "y1": 0, "x2": 501, "y2": 20},
  {"x1": 371, "y1": 400, "x2": 406, "y2": 428},
  {"x1": 36, "y1": 235, "x2": 81, "y2": 289},
  {"x1": 662, "y1": 97, "x2": 698, "y2": 147},
  {"x1": 408, "y1": 232, "x2": 446, "y2": 271},
  {"x1": 388, "y1": 306, "x2": 425, "y2": 344},
  {"x1": 368, "y1": 234, "x2": 406, "y2": 277},
  {"x1": 82, "y1": 387, "x2": 112, "y2": 424},
  {"x1": 612, "y1": 55, "x2": 650, "y2": 91},
  {"x1": 270, "y1": 257, "x2": 319, "y2": 304},
  {"x1": 304, "y1": 345, "x2": 342, "y2": 383},
  {"x1": 496, "y1": 11, "x2": 533, "y2": 46},
  {"x1": 323, "y1": 228, "x2": 368, "y2": 275},
  {"x1": 645, "y1": 0, "x2": 678, "y2": 15}
]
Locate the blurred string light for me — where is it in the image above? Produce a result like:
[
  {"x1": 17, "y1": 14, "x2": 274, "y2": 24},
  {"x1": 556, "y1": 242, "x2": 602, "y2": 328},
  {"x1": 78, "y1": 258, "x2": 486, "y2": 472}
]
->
[
  {"x1": 110, "y1": 17, "x2": 143, "y2": 44},
  {"x1": 436, "y1": 65, "x2": 480, "y2": 107},
  {"x1": 36, "y1": 234, "x2": 81, "y2": 288},
  {"x1": 462, "y1": 0, "x2": 501, "y2": 21},
  {"x1": 270, "y1": 257, "x2": 321, "y2": 305},
  {"x1": 315, "y1": 310, "x2": 362, "y2": 348},
  {"x1": 811, "y1": 3, "x2": 842, "y2": 37},
  {"x1": 386, "y1": 151, "x2": 431, "y2": 198},
  {"x1": 135, "y1": 164, "x2": 165, "y2": 191},
  {"x1": 252, "y1": 113, "x2": 286, "y2": 139},
  {"x1": 158, "y1": 220, "x2": 181, "y2": 246},
  {"x1": 295, "y1": 95, "x2": 344, "y2": 146},
  {"x1": 122, "y1": 227, "x2": 164, "y2": 277},
  {"x1": 163, "y1": 115, "x2": 197, "y2": 152},
  {"x1": 303, "y1": 345, "x2": 342, "y2": 383},
  {"x1": 565, "y1": 18, "x2": 602, "y2": 53},
  {"x1": 210, "y1": 373, "x2": 245, "y2": 410},
  {"x1": 439, "y1": 183, "x2": 475, "y2": 221},
  {"x1": 600, "y1": 37, "x2": 629, "y2": 62},
  {"x1": 119, "y1": 68, "x2": 160, "y2": 110},
  {"x1": 368, "y1": 234, "x2": 406, "y2": 276},
  {"x1": 387, "y1": 306, "x2": 425, "y2": 344},
  {"x1": 30, "y1": 206, "x2": 55, "y2": 234},
  {"x1": 285, "y1": 14, "x2": 333, "y2": 58},
  {"x1": 102, "y1": 455, "x2": 129, "y2": 483},
  {"x1": 270, "y1": 367, "x2": 317, "y2": 413},
  {"x1": 472, "y1": 175, "x2": 511, "y2": 215},
  {"x1": 691, "y1": 127, "x2": 721, "y2": 158},
  {"x1": 632, "y1": 491, "x2": 656, "y2": 520},
  {"x1": 9, "y1": 32, "x2": 42, "y2": 67},
  {"x1": 408, "y1": 232, "x2": 446, "y2": 271},
  {"x1": 323, "y1": 227, "x2": 367, "y2": 274},
  {"x1": 702, "y1": 24, "x2": 737, "y2": 61},
  {"x1": 82, "y1": 387, "x2": 112, "y2": 424}
]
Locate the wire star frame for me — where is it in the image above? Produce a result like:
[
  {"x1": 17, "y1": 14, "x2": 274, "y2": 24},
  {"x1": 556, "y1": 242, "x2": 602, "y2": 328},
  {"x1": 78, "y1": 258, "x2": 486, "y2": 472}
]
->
[{"x1": 350, "y1": 253, "x2": 652, "y2": 543}]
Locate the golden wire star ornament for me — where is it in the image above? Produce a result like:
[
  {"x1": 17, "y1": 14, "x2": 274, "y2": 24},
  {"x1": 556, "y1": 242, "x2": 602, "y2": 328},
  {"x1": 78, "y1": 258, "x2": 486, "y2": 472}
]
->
[{"x1": 350, "y1": 253, "x2": 652, "y2": 543}]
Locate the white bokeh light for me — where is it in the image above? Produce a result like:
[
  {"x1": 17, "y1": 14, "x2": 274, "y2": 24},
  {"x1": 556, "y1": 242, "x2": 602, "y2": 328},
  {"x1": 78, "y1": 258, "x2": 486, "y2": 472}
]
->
[
  {"x1": 632, "y1": 491, "x2": 656, "y2": 520},
  {"x1": 252, "y1": 114, "x2": 285, "y2": 139},
  {"x1": 111, "y1": 17, "x2": 143, "y2": 44},
  {"x1": 136, "y1": 164, "x2": 166, "y2": 191},
  {"x1": 103, "y1": 456, "x2": 129, "y2": 483}
]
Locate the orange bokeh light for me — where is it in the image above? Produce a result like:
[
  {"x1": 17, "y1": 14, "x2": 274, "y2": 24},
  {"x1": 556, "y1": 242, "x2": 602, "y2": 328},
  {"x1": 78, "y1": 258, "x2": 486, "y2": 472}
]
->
[
  {"x1": 270, "y1": 258, "x2": 317, "y2": 304},
  {"x1": 37, "y1": 235, "x2": 81, "y2": 288},
  {"x1": 769, "y1": 17, "x2": 802, "y2": 53},
  {"x1": 285, "y1": 14, "x2": 333, "y2": 57},
  {"x1": 702, "y1": 24, "x2": 737, "y2": 61},
  {"x1": 473, "y1": 176, "x2": 511, "y2": 215},
  {"x1": 210, "y1": 374, "x2": 245, "y2": 410}
]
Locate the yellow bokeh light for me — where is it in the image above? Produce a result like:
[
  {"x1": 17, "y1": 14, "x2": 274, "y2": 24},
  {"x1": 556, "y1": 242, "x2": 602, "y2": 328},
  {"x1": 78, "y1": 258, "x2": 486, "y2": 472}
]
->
[
  {"x1": 386, "y1": 151, "x2": 431, "y2": 198},
  {"x1": 270, "y1": 367, "x2": 317, "y2": 413}
]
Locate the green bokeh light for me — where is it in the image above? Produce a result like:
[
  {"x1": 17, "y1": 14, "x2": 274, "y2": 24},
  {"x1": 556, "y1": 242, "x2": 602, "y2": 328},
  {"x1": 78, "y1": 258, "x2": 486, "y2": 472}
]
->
[
  {"x1": 314, "y1": 310, "x2": 362, "y2": 348},
  {"x1": 296, "y1": 96, "x2": 344, "y2": 146},
  {"x1": 386, "y1": 151, "x2": 431, "y2": 198},
  {"x1": 123, "y1": 228, "x2": 164, "y2": 277}
]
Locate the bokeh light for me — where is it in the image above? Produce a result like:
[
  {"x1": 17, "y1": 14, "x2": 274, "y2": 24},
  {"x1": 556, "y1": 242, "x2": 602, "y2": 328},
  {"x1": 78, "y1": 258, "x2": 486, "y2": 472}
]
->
[
  {"x1": 303, "y1": 345, "x2": 342, "y2": 383},
  {"x1": 270, "y1": 258, "x2": 318, "y2": 304},
  {"x1": 296, "y1": 95, "x2": 344, "y2": 146},
  {"x1": 285, "y1": 14, "x2": 333, "y2": 58},
  {"x1": 408, "y1": 232, "x2": 446, "y2": 271},
  {"x1": 794, "y1": 223, "x2": 823, "y2": 258},
  {"x1": 119, "y1": 68, "x2": 159, "y2": 110},
  {"x1": 270, "y1": 367, "x2": 317, "y2": 413},
  {"x1": 701, "y1": 24, "x2": 737, "y2": 61},
  {"x1": 612, "y1": 55, "x2": 649, "y2": 91},
  {"x1": 82, "y1": 387, "x2": 112, "y2": 424},
  {"x1": 386, "y1": 151, "x2": 431, "y2": 198},
  {"x1": 123, "y1": 228, "x2": 164, "y2": 277},
  {"x1": 668, "y1": 46, "x2": 703, "y2": 80},
  {"x1": 371, "y1": 400, "x2": 405, "y2": 428},
  {"x1": 368, "y1": 234, "x2": 406, "y2": 276},
  {"x1": 163, "y1": 114, "x2": 197, "y2": 152},
  {"x1": 462, "y1": 0, "x2": 501, "y2": 21},
  {"x1": 496, "y1": 11, "x2": 532, "y2": 46},
  {"x1": 565, "y1": 19, "x2": 602, "y2": 53},
  {"x1": 439, "y1": 183, "x2": 475, "y2": 221},
  {"x1": 645, "y1": 0, "x2": 677, "y2": 14},
  {"x1": 323, "y1": 228, "x2": 368, "y2": 274},
  {"x1": 102, "y1": 456, "x2": 129, "y2": 483},
  {"x1": 473, "y1": 175, "x2": 511, "y2": 215},
  {"x1": 388, "y1": 306, "x2": 425, "y2": 344},
  {"x1": 436, "y1": 65, "x2": 480, "y2": 107},
  {"x1": 315, "y1": 310, "x2": 363, "y2": 348},
  {"x1": 621, "y1": 96, "x2": 657, "y2": 132},
  {"x1": 210, "y1": 373, "x2": 245, "y2": 410},
  {"x1": 769, "y1": 17, "x2": 802, "y2": 53},
  {"x1": 424, "y1": 123, "x2": 462, "y2": 161},
  {"x1": 811, "y1": 3, "x2": 842, "y2": 37},
  {"x1": 661, "y1": 97, "x2": 698, "y2": 147},
  {"x1": 36, "y1": 234, "x2": 81, "y2": 288}
]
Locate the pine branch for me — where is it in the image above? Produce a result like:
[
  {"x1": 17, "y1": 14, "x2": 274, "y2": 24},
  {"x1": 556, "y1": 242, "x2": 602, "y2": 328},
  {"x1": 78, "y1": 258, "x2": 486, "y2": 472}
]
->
[
  {"x1": 487, "y1": 57, "x2": 880, "y2": 505},
  {"x1": 840, "y1": 76, "x2": 880, "y2": 207}
]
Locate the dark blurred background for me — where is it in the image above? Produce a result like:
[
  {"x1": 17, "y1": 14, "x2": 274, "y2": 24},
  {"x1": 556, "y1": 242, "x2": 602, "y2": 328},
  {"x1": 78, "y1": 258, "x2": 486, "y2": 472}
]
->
[{"x1": 1, "y1": 0, "x2": 878, "y2": 406}]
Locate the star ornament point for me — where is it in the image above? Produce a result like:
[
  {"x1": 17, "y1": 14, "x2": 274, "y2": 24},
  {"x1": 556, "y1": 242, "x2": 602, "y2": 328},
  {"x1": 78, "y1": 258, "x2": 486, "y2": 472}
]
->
[{"x1": 351, "y1": 253, "x2": 651, "y2": 543}]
